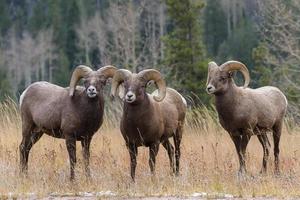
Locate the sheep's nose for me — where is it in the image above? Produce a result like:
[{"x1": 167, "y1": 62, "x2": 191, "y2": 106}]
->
[
  {"x1": 88, "y1": 87, "x2": 96, "y2": 92},
  {"x1": 125, "y1": 91, "x2": 136, "y2": 103},
  {"x1": 207, "y1": 86, "x2": 213, "y2": 91},
  {"x1": 206, "y1": 84, "x2": 216, "y2": 94}
]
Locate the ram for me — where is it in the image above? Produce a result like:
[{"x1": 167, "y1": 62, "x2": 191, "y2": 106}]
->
[
  {"x1": 111, "y1": 69, "x2": 187, "y2": 181},
  {"x1": 19, "y1": 65, "x2": 116, "y2": 180},
  {"x1": 206, "y1": 60, "x2": 287, "y2": 174}
]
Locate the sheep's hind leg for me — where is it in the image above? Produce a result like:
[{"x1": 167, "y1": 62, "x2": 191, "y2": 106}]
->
[
  {"x1": 81, "y1": 136, "x2": 92, "y2": 178},
  {"x1": 128, "y1": 143, "x2": 138, "y2": 181},
  {"x1": 273, "y1": 121, "x2": 282, "y2": 175},
  {"x1": 173, "y1": 127, "x2": 182, "y2": 176},
  {"x1": 257, "y1": 133, "x2": 270, "y2": 174},
  {"x1": 66, "y1": 136, "x2": 77, "y2": 181},
  {"x1": 149, "y1": 143, "x2": 159, "y2": 175},
  {"x1": 20, "y1": 125, "x2": 43, "y2": 175},
  {"x1": 162, "y1": 139, "x2": 175, "y2": 174}
]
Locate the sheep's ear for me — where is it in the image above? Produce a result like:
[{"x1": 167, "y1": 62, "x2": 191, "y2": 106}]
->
[
  {"x1": 103, "y1": 78, "x2": 110, "y2": 86},
  {"x1": 146, "y1": 80, "x2": 154, "y2": 87},
  {"x1": 208, "y1": 61, "x2": 218, "y2": 72},
  {"x1": 111, "y1": 83, "x2": 125, "y2": 100},
  {"x1": 117, "y1": 83, "x2": 125, "y2": 99},
  {"x1": 228, "y1": 71, "x2": 234, "y2": 78}
]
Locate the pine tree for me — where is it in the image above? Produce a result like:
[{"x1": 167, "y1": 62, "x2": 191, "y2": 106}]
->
[
  {"x1": 0, "y1": 68, "x2": 12, "y2": 100},
  {"x1": 49, "y1": 0, "x2": 82, "y2": 86},
  {"x1": 163, "y1": 0, "x2": 208, "y2": 102},
  {"x1": 203, "y1": 0, "x2": 227, "y2": 57},
  {"x1": 0, "y1": 0, "x2": 11, "y2": 35}
]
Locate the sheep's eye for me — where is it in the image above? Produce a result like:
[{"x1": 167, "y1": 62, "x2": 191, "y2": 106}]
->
[
  {"x1": 219, "y1": 77, "x2": 226, "y2": 82},
  {"x1": 139, "y1": 88, "x2": 144, "y2": 94},
  {"x1": 100, "y1": 80, "x2": 106, "y2": 85}
]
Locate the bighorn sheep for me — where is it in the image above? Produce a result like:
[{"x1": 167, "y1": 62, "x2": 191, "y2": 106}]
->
[
  {"x1": 19, "y1": 65, "x2": 117, "y2": 180},
  {"x1": 110, "y1": 69, "x2": 187, "y2": 180},
  {"x1": 206, "y1": 60, "x2": 287, "y2": 174}
]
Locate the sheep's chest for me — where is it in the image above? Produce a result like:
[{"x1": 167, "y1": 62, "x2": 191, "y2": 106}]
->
[
  {"x1": 60, "y1": 99, "x2": 104, "y2": 139},
  {"x1": 122, "y1": 116, "x2": 160, "y2": 146},
  {"x1": 219, "y1": 111, "x2": 249, "y2": 134},
  {"x1": 79, "y1": 107, "x2": 103, "y2": 133}
]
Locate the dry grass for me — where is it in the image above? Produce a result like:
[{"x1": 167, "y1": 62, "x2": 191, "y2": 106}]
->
[{"x1": 0, "y1": 99, "x2": 300, "y2": 198}]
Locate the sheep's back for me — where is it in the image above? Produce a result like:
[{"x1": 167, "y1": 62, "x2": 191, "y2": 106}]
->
[
  {"x1": 244, "y1": 86, "x2": 287, "y2": 128},
  {"x1": 157, "y1": 88, "x2": 187, "y2": 136},
  {"x1": 20, "y1": 81, "x2": 67, "y2": 130}
]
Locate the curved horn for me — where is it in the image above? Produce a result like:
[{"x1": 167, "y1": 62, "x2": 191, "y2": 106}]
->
[
  {"x1": 69, "y1": 65, "x2": 93, "y2": 96},
  {"x1": 220, "y1": 60, "x2": 250, "y2": 88},
  {"x1": 97, "y1": 65, "x2": 117, "y2": 79},
  {"x1": 138, "y1": 69, "x2": 166, "y2": 102},
  {"x1": 207, "y1": 61, "x2": 218, "y2": 85},
  {"x1": 110, "y1": 69, "x2": 132, "y2": 98},
  {"x1": 208, "y1": 61, "x2": 218, "y2": 71}
]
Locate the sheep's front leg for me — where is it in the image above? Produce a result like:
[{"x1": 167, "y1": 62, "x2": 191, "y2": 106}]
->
[
  {"x1": 231, "y1": 134, "x2": 250, "y2": 174},
  {"x1": 81, "y1": 137, "x2": 92, "y2": 177},
  {"x1": 128, "y1": 143, "x2": 138, "y2": 181},
  {"x1": 66, "y1": 137, "x2": 77, "y2": 181},
  {"x1": 149, "y1": 143, "x2": 159, "y2": 175}
]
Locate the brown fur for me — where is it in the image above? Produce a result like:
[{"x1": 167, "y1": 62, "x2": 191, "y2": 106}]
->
[
  {"x1": 112, "y1": 70, "x2": 186, "y2": 180},
  {"x1": 207, "y1": 62, "x2": 287, "y2": 174},
  {"x1": 19, "y1": 67, "x2": 115, "y2": 180}
]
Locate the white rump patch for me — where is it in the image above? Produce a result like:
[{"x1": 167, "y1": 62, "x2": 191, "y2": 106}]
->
[
  {"x1": 19, "y1": 82, "x2": 49, "y2": 107},
  {"x1": 175, "y1": 90, "x2": 187, "y2": 107},
  {"x1": 181, "y1": 95, "x2": 187, "y2": 107},
  {"x1": 19, "y1": 87, "x2": 29, "y2": 107},
  {"x1": 283, "y1": 94, "x2": 288, "y2": 107},
  {"x1": 152, "y1": 88, "x2": 187, "y2": 106}
]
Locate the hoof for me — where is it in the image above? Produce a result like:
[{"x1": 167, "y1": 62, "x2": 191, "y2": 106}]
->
[{"x1": 260, "y1": 168, "x2": 267, "y2": 175}]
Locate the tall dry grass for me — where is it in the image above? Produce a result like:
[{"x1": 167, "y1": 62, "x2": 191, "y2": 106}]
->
[{"x1": 0, "y1": 98, "x2": 300, "y2": 198}]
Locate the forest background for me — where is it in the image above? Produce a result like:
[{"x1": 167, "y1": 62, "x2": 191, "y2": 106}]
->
[{"x1": 0, "y1": 0, "x2": 299, "y2": 119}]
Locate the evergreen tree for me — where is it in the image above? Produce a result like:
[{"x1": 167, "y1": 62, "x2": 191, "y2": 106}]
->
[
  {"x1": 0, "y1": 69, "x2": 12, "y2": 101},
  {"x1": 0, "y1": 0, "x2": 11, "y2": 35},
  {"x1": 203, "y1": 0, "x2": 227, "y2": 57},
  {"x1": 217, "y1": 20, "x2": 259, "y2": 67},
  {"x1": 63, "y1": 0, "x2": 81, "y2": 66},
  {"x1": 163, "y1": 0, "x2": 208, "y2": 103},
  {"x1": 48, "y1": 0, "x2": 82, "y2": 86}
]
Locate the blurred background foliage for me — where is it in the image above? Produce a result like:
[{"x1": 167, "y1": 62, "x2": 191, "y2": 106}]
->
[{"x1": 0, "y1": 0, "x2": 299, "y2": 118}]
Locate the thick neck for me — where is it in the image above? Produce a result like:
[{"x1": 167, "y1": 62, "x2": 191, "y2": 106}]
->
[
  {"x1": 123, "y1": 93, "x2": 151, "y2": 118},
  {"x1": 76, "y1": 90, "x2": 104, "y2": 108},
  {"x1": 215, "y1": 82, "x2": 238, "y2": 112}
]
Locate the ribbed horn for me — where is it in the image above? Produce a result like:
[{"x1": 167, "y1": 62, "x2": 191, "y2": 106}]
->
[
  {"x1": 138, "y1": 69, "x2": 166, "y2": 102},
  {"x1": 220, "y1": 60, "x2": 250, "y2": 88},
  {"x1": 69, "y1": 65, "x2": 93, "y2": 96},
  {"x1": 110, "y1": 69, "x2": 132, "y2": 99},
  {"x1": 207, "y1": 61, "x2": 218, "y2": 85},
  {"x1": 97, "y1": 65, "x2": 117, "y2": 79},
  {"x1": 208, "y1": 61, "x2": 218, "y2": 71}
]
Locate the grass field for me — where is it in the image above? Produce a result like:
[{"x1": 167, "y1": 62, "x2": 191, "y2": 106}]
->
[{"x1": 0, "y1": 99, "x2": 300, "y2": 199}]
